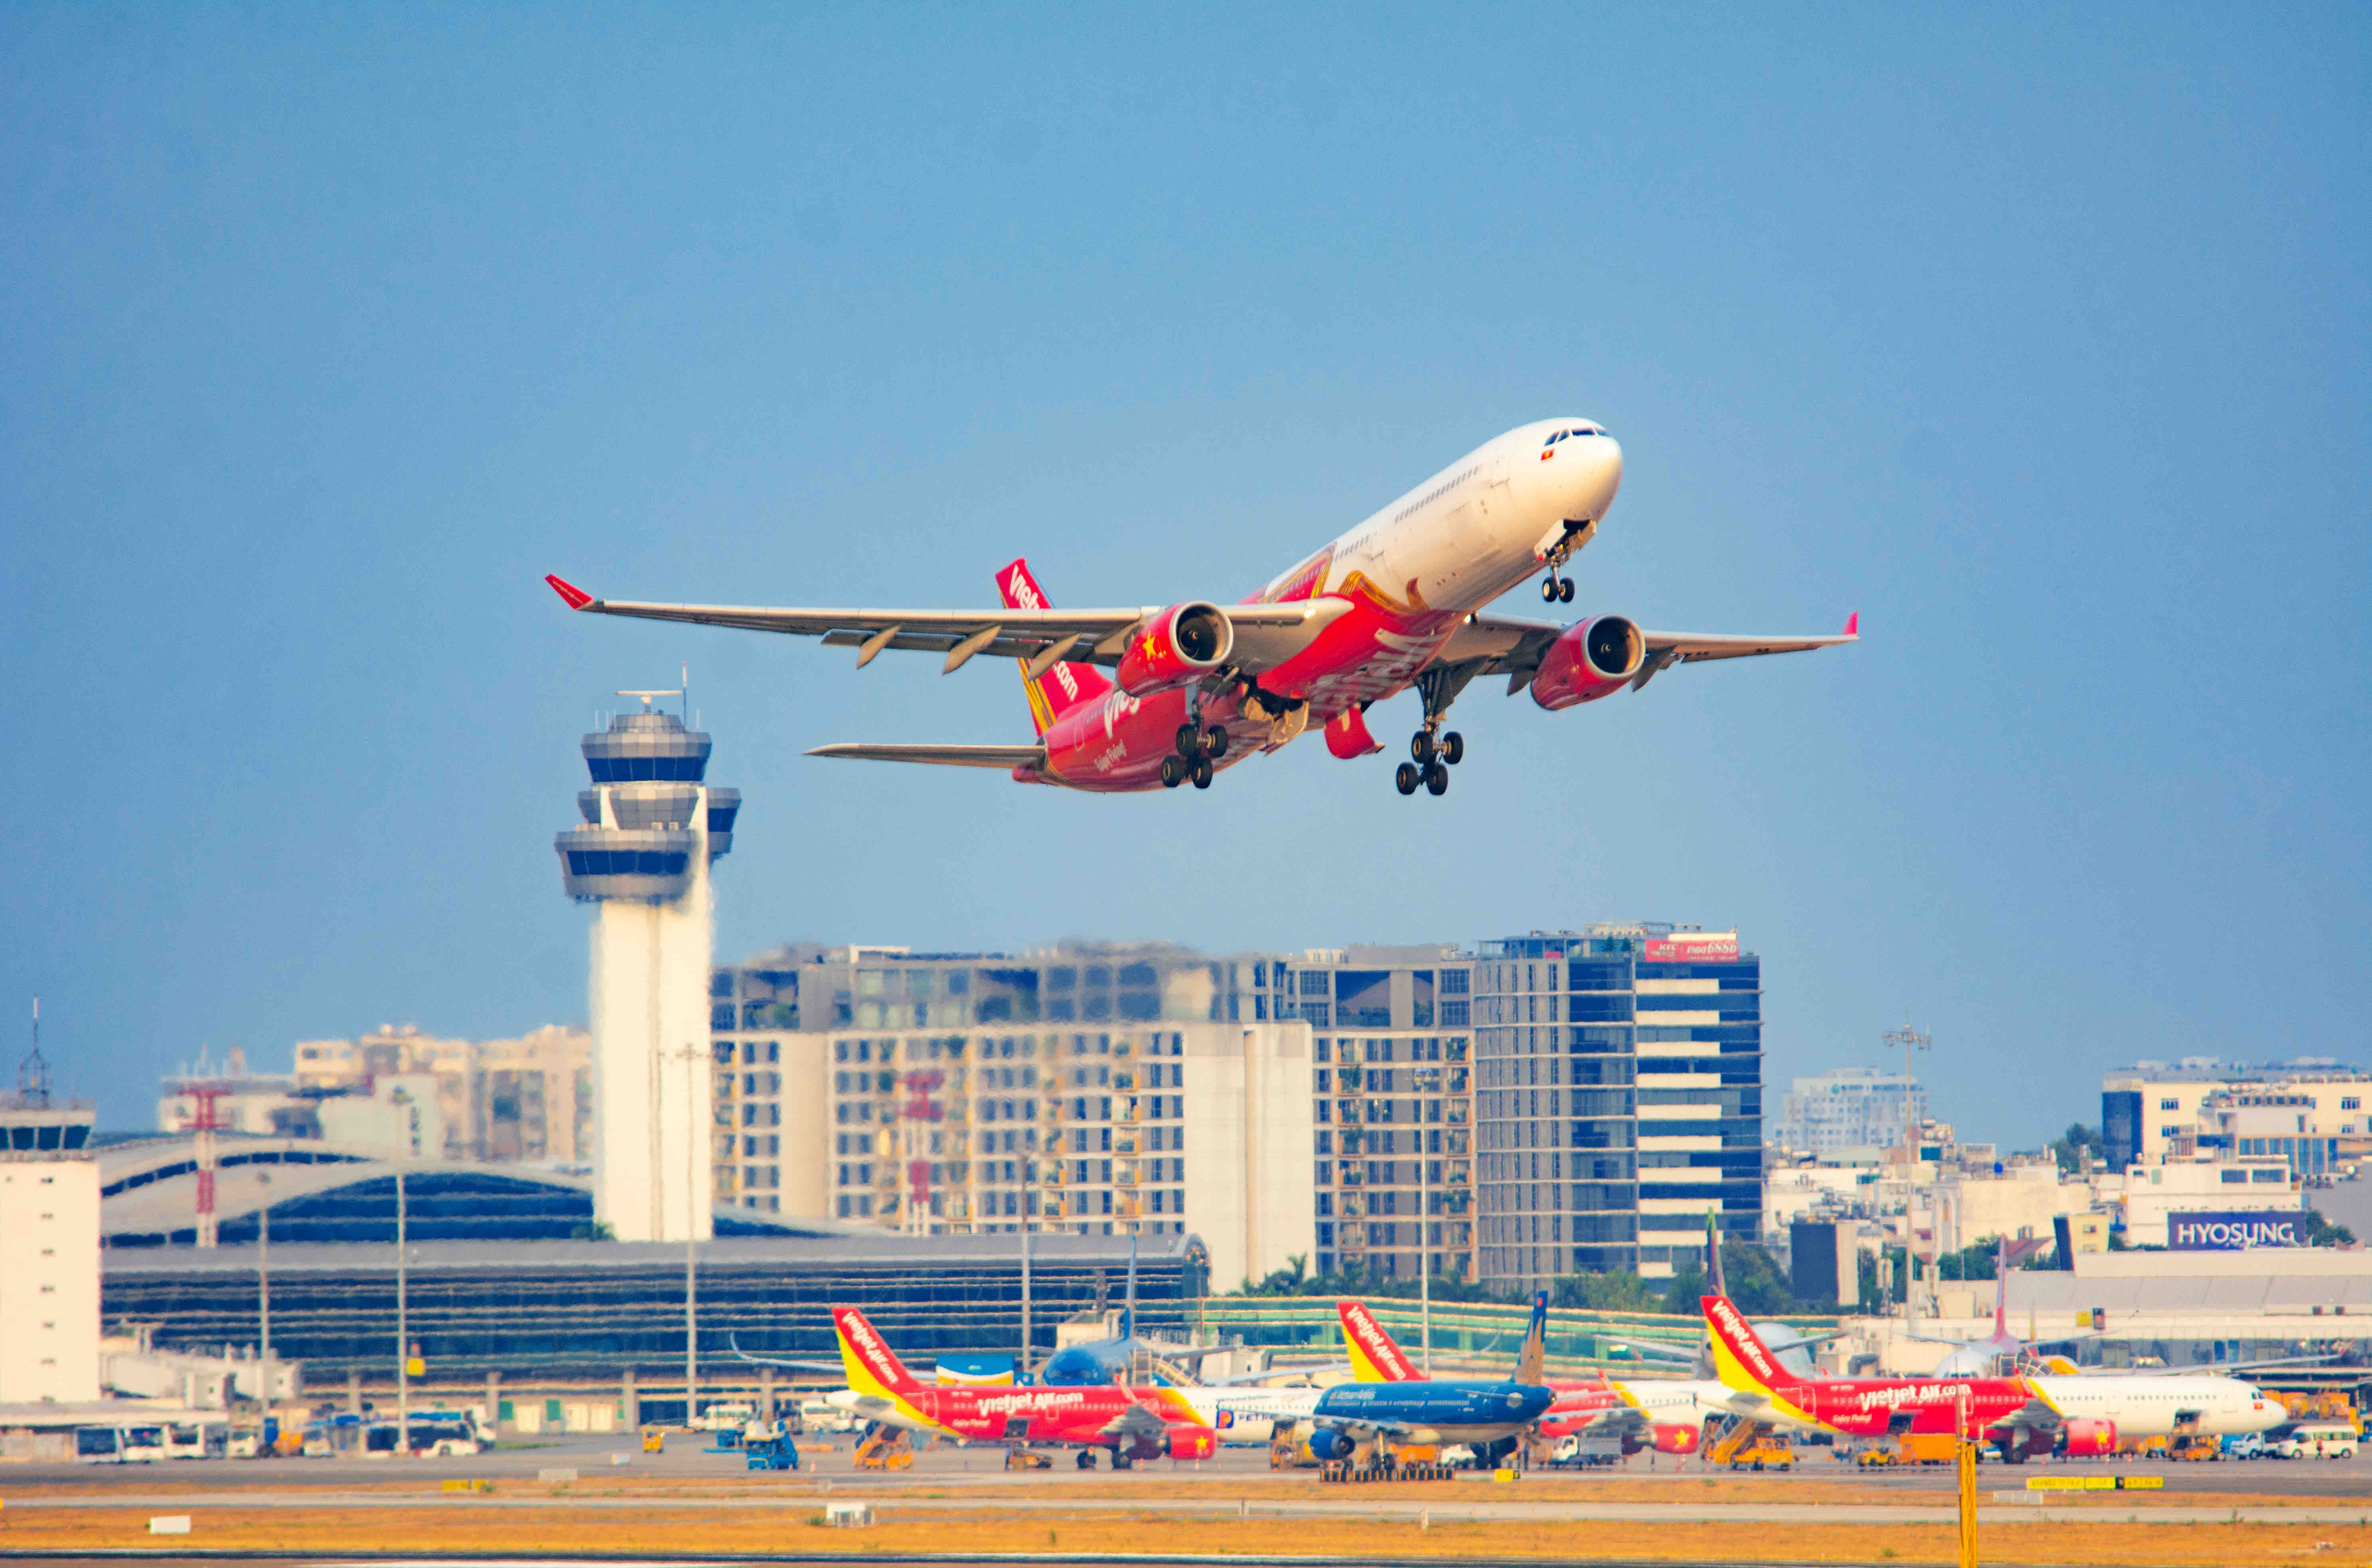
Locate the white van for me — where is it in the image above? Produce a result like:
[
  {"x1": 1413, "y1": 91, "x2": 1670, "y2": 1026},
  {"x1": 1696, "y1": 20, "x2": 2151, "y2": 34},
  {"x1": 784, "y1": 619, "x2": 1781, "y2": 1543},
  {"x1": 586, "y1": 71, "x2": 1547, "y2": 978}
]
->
[
  {"x1": 167, "y1": 1421, "x2": 229, "y2": 1460},
  {"x1": 122, "y1": 1425, "x2": 168, "y2": 1463},
  {"x1": 2273, "y1": 1424, "x2": 2359, "y2": 1459}
]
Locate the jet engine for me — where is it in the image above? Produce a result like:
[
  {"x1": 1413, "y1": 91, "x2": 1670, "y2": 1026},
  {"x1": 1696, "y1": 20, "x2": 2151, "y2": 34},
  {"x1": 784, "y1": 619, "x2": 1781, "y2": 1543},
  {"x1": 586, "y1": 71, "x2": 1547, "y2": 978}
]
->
[
  {"x1": 1116, "y1": 602, "x2": 1234, "y2": 697},
  {"x1": 2059, "y1": 1419, "x2": 2117, "y2": 1457},
  {"x1": 1653, "y1": 1422, "x2": 1701, "y2": 1456},
  {"x1": 1165, "y1": 1424, "x2": 1218, "y2": 1460},
  {"x1": 1528, "y1": 615, "x2": 1645, "y2": 710},
  {"x1": 1306, "y1": 1428, "x2": 1353, "y2": 1461}
]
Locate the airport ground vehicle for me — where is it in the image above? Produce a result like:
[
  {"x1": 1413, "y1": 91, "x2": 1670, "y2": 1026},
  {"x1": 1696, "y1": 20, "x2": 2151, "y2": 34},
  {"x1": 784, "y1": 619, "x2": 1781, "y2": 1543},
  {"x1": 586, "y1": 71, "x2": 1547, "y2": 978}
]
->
[
  {"x1": 1004, "y1": 1447, "x2": 1052, "y2": 1470},
  {"x1": 692, "y1": 1401, "x2": 758, "y2": 1433},
  {"x1": 744, "y1": 1435, "x2": 799, "y2": 1471},
  {"x1": 74, "y1": 1426, "x2": 125, "y2": 1463},
  {"x1": 122, "y1": 1425, "x2": 168, "y2": 1463},
  {"x1": 228, "y1": 1428, "x2": 262, "y2": 1459},
  {"x1": 852, "y1": 1423, "x2": 914, "y2": 1471},
  {"x1": 2272, "y1": 1424, "x2": 2359, "y2": 1459},
  {"x1": 550, "y1": 417, "x2": 1859, "y2": 803},
  {"x1": 1855, "y1": 1434, "x2": 1959, "y2": 1467},
  {"x1": 2224, "y1": 1433, "x2": 2272, "y2": 1459},
  {"x1": 164, "y1": 1421, "x2": 228, "y2": 1459},
  {"x1": 1547, "y1": 1433, "x2": 1624, "y2": 1468}
]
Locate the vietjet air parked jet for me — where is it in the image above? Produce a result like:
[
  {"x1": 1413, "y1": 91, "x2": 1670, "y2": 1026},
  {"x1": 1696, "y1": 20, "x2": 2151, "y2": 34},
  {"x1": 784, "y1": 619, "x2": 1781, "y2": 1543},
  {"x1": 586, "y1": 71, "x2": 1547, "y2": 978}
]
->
[
  {"x1": 546, "y1": 419, "x2": 1856, "y2": 798},
  {"x1": 829, "y1": 1307, "x2": 1215, "y2": 1468}
]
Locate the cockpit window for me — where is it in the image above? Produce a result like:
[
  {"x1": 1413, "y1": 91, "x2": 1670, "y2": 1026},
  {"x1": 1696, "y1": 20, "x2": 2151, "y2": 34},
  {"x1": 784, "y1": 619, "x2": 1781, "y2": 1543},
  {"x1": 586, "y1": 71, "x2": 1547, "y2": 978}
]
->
[{"x1": 1546, "y1": 431, "x2": 1566, "y2": 445}]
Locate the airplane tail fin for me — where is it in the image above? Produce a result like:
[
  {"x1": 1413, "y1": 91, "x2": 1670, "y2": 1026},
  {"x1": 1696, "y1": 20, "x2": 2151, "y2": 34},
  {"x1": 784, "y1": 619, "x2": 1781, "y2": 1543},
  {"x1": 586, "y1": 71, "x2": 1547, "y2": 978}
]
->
[
  {"x1": 1515, "y1": 1289, "x2": 1548, "y2": 1386},
  {"x1": 1994, "y1": 1247, "x2": 2010, "y2": 1340},
  {"x1": 997, "y1": 558, "x2": 1112, "y2": 736},
  {"x1": 1705, "y1": 1210, "x2": 1728, "y2": 1298},
  {"x1": 833, "y1": 1307, "x2": 925, "y2": 1399},
  {"x1": 1701, "y1": 1295, "x2": 1808, "y2": 1398},
  {"x1": 1337, "y1": 1300, "x2": 1423, "y2": 1382},
  {"x1": 1122, "y1": 1232, "x2": 1137, "y2": 1342}
]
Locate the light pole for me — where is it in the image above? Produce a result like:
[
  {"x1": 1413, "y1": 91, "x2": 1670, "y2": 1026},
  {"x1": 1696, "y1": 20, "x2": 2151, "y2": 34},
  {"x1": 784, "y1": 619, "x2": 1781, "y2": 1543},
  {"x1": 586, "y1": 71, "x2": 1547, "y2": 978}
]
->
[
  {"x1": 662, "y1": 1040, "x2": 706, "y2": 1425},
  {"x1": 257, "y1": 1172, "x2": 272, "y2": 1419},
  {"x1": 1883, "y1": 1022, "x2": 1932, "y2": 1327},
  {"x1": 1419, "y1": 1123, "x2": 1432, "y2": 1375},
  {"x1": 395, "y1": 1155, "x2": 408, "y2": 1449}
]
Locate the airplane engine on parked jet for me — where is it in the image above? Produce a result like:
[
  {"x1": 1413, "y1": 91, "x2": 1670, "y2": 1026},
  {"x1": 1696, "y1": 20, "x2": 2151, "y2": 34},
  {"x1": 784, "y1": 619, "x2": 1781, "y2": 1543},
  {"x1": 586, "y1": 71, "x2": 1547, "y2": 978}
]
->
[
  {"x1": 1165, "y1": 1424, "x2": 1219, "y2": 1460},
  {"x1": 2059, "y1": 1419, "x2": 2117, "y2": 1457},
  {"x1": 1306, "y1": 1428, "x2": 1353, "y2": 1461},
  {"x1": 1528, "y1": 615, "x2": 1645, "y2": 710},
  {"x1": 1116, "y1": 602, "x2": 1234, "y2": 697},
  {"x1": 1654, "y1": 1423, "x2": 1701, "y2": 1455}
]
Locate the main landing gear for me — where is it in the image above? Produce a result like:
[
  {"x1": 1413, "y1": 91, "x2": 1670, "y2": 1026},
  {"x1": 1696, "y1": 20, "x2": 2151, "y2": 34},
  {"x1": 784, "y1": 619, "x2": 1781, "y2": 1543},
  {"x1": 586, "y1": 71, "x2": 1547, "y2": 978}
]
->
[
  {"x1": 1393, "y1": 666, "x2": 1470, "y2": 798},
  {"x1": 1160, "y1": 720, "x2": 1226, "y2": 789}
]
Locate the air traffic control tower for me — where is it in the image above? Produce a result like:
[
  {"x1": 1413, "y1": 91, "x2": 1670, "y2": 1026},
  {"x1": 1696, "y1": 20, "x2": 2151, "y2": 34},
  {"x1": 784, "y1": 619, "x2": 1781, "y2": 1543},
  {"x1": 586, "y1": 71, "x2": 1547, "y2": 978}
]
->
[{"x1": 555, "y1": 691, "x2": 739, "y2": 1242}]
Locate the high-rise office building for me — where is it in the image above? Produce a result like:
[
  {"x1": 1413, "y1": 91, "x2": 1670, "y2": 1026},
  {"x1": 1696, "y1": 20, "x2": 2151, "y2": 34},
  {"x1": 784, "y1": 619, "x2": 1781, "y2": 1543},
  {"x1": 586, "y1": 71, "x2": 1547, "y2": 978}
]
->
[
  {"x1": 707, "y1": 945, "x2": 1315, "y2": 1291},
  {"x1": 1473, "y1": 925, "x2": 1762, "y2": 1286},
  {"x1": 712, "y1": 924, "x2": 1762, "y2": 1291},
  {"x1": 1774, "y1": 1066, "x2": 1927, "y2": 1155},
  {"x1": 554, "y1": 695, "x2": 740, "y2": 1242}
]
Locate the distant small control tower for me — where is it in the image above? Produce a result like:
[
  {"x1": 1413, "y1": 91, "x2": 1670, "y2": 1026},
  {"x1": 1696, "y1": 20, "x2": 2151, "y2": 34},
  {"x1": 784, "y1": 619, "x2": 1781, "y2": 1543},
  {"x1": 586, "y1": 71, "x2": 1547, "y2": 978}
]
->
[{"x1": 555, "y1": 686, "x2": 740, "y2": 1242}]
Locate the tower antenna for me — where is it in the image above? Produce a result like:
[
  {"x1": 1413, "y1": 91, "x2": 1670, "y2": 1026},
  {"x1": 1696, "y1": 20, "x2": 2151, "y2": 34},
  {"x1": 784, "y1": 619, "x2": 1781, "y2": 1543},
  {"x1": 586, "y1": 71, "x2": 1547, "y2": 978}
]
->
[{"x1": 18, "y1": 996, "x2": 51, "y2": 1107}]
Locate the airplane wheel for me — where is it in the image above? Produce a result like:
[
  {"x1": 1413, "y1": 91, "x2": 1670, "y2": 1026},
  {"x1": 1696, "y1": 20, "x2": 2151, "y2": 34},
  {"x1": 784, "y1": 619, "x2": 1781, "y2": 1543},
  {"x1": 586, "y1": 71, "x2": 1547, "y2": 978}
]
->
[
  {"x1": 1410, "y1": 731, "x2": 1435, "y2": 765},
  {"x1": 1203, "y1": 725, "x2": 1229, "y2": 758},
  {"x1": 1191, "y1": 758, "x2": 1214, "y2": 789},
  {"x1": 1159, "y1": 755, "x2": 1185, "y2": 788},
  {"x1": 1425, "y1": 762, "x2": 1449, "y2": 796},
  {"x1": 1395, "y1": 762, "x2": 1420, "y2": 796},
  {"x1": 1076, "y1": 1449, "x2": 1096, "y2": 1469},
  {"x1": 1441, "y1": 732, "x2": 1464, "y2": 765},
  {"x1": 1559, "y1": 577, "x2": 1575, "y2": 603},
  {"x1": 1175, "y1": 723, "x2": 1202, "y2": 758},
  {"x1": 1540, "y1": 576, "x2": 1559, "y2": 601}
]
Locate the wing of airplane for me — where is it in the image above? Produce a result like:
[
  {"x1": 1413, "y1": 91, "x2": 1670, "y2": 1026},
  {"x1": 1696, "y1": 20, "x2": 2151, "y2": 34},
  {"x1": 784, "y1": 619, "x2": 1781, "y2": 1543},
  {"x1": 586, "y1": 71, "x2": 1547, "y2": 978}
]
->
[
  {"x1": 1199, "y1": 1362, "x2": 1349, "y2": 1387},
  {"x1": 807, "y1": 742, "x2": 1047, "y2": 769},
  {"x1": 1443, "y1": 613, "x2": 1861, "y2": 694},
  {"x1": 544, "y1": 575, "x2": 1339, "y2": 676}
]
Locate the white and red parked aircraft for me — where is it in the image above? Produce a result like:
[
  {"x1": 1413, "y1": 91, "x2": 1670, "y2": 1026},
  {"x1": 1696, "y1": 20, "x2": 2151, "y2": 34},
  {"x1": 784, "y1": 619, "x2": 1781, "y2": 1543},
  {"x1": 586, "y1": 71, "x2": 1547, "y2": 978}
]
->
[{"x1": 546, "y1": 419, "x2": 1856, "y2": 797}]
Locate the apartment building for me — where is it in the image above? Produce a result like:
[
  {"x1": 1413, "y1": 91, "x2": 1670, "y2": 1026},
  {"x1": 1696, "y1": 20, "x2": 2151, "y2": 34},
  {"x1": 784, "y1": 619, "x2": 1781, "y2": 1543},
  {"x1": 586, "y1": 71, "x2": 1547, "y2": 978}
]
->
[{"x1": 2102, "y1": 1060, "x2": 2369, "y2": 1177}]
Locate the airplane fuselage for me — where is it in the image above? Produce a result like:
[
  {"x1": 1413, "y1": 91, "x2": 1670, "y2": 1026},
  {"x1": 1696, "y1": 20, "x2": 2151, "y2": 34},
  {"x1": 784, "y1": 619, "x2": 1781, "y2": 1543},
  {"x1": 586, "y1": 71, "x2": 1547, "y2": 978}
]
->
[
  {"x1": 1029, "y1": 421, "x2": 1622, "y2": 792},
  {"x1": 1312, "y1": 1378, "x2": 1558, "y2": 1445}
]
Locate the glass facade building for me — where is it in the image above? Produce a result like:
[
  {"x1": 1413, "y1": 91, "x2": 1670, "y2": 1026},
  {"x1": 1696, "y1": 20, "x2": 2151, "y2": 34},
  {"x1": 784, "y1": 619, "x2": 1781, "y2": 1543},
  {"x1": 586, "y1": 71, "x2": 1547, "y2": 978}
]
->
[{"x1": 1472, "y1": 925, "x2": 1763, "y2": 1287}]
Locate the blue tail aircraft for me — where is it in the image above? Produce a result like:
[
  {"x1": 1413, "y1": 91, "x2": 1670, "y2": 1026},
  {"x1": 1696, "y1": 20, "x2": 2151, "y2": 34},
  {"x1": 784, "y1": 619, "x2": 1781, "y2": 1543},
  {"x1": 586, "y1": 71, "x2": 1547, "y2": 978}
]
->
[{"x1": 1292, "y1": 1291, "x2": 1555, "y2": 1466}]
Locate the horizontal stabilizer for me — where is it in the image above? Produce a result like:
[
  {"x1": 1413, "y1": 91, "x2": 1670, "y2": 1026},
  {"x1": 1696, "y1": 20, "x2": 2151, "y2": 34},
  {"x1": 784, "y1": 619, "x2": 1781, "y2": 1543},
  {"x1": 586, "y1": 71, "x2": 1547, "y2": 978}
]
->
[{"x1": 808, "y1": 742, "x2": 1046, "y2": 770}]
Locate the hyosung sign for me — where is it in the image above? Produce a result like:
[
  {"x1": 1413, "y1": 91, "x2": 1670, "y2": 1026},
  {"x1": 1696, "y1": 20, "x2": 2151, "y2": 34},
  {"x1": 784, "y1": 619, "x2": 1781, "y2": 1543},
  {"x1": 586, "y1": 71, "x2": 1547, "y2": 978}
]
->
[{"x1": 2168, "y1": 1211, "x2": 2307, "y2": 1250}]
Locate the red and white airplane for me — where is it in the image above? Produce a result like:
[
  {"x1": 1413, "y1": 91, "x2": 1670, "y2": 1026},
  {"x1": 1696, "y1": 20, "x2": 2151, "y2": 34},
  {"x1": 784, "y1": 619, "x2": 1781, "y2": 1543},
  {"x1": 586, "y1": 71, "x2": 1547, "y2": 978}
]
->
[{"x1": 546, "y1": 419, "x2": 1856, "y2": 797}]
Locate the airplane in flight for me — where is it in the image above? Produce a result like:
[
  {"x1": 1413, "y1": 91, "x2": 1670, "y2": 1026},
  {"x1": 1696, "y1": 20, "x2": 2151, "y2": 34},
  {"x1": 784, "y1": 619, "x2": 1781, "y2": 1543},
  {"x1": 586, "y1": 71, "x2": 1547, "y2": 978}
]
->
[
  {"x1": 545, "y1": 418, "x2": 1857, "y2": 798},
  {"x1": 1703, "y1": 1295, "x2": 2283, "y2": 1459},
  {"x1": 829, "y1": 1306, "x2": 1214, "y2": 1469}
]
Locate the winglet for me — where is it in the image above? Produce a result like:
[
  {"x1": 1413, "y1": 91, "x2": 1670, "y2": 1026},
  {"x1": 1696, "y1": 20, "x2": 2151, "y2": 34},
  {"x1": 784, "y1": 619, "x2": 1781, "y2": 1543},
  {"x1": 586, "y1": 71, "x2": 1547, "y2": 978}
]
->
[
  {"x1": 1842, "y1": 611, "x2": 1859, "y2": 638},
  {"x1": 546, "y1": 573, "x2": 594, "y2": 610}
]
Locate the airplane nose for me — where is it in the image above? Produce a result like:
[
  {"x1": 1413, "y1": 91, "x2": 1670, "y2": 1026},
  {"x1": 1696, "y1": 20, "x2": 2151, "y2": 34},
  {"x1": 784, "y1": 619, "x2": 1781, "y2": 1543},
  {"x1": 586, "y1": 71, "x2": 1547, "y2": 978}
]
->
[{"x1": 1588, "y1": 437, "x2": 1623, "y2": 515}]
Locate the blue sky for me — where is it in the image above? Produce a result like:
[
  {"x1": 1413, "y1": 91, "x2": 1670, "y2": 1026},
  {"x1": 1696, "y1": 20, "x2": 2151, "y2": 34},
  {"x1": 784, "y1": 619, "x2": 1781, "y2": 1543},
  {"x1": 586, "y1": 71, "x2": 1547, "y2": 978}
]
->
[{"x1": 4, "y1": 5, "x2": 2365, "y2": 1144}]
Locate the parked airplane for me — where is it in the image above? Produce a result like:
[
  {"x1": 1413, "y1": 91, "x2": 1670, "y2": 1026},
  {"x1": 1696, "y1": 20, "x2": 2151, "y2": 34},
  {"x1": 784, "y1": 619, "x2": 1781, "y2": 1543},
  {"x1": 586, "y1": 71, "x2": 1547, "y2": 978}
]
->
[
  {"x1": 1236, "y1": 1294, "x2": 1556, "y2": 1465},
  {"x1": 546, "y1": 419, "x2": 1856, "y2": 798},
  {"x1": 831, "y1": 1307, "x2": 1214, "y2": 1468},
  {"x1": 1338, "y1": 1296, "x2": 1705, "y2": 1455},
  {"x1": 1703, "y1": 1295, "x2": 2283, "y2": 1459}
]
